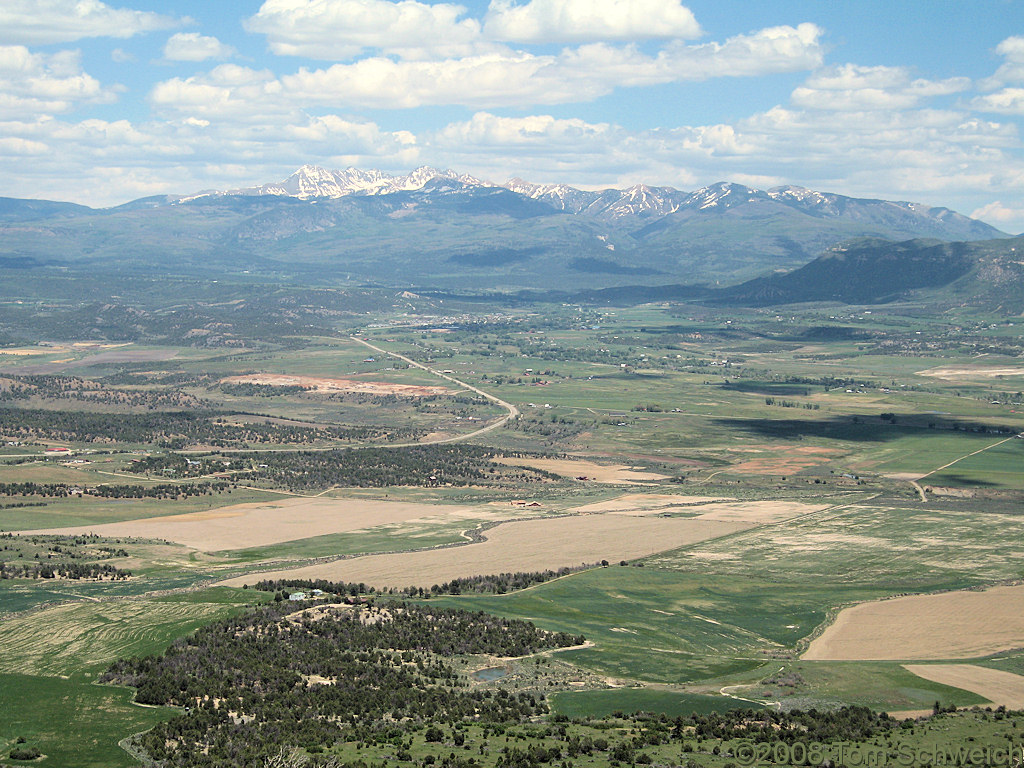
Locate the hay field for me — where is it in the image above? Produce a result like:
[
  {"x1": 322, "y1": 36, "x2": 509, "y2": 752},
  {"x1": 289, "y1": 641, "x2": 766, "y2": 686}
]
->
[
  {"x1": 917, "y1": 365, "x2": 1023, "y2": 380},
  {"x1": 803, "y1": 585, "x2": 1024, "y2": 660},
  {"x1": 574, "y1": 494, "x2": 733, "y2": 515},
  {"x1": 0, "y1": 342, "x2": 130, "y2": 357},
  {"x1": 493, "y1": 457, "x2": 668, "y2": 483},
  {"x1": 0, "y1": 598, "x2": 241, "y2": 676},
  {"x1": 23, "y1": 496, "x2": 489, "y2": 551},
  {"x1": 692, "y1": 500, "x2": 828, "y2": 524},
  {"x1": 903, "y1": 664, "x2": 1024, "y2": 708},
  {"x1": 221, "y1": 374, "x2": 448, "y2": 397},
  {"x1": 217, "y1": 514, "x2": 748, "y2": 589}
]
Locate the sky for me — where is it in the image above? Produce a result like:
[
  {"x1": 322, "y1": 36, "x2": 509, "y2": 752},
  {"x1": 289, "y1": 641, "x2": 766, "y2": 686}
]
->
[{"x1": 1, "y1": 0, "x2": 1024, "y2": 232}]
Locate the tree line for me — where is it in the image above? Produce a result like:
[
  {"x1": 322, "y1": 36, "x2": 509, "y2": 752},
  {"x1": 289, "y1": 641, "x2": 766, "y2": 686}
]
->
[
  {"x1": 0, "y1": 407, "x2": 403, "y2": 447},
  {"x1": 0, "y1": 560, "x2": 131, "y2": 580},
  {"x1": 253, "y1": 566, "x2": 590, "y2": 599},
  {"x1": 128, "y1": 445, "x2": 557, "y2": 492},
  {"x1": 0, "y1": 481, "x2": 228, "y2": 498}
]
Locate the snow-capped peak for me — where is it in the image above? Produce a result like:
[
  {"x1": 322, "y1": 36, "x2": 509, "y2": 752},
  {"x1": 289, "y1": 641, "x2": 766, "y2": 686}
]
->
[
  {"x1": 767, "y1": 185, "x2": 831, "y2": 207},
  {"x1": 215, "y1": 166, "x2": 493, "y2": 200},
  {"x1": 683, "y1": 182, "x2": 760, "y2": 210},
  {"x1": 165, "y1": 167, "x2": 997, "y2": 243}
]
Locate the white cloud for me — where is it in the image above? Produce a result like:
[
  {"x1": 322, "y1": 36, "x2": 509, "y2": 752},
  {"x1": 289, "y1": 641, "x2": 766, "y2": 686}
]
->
[
  {"x1": 111, "y1": 48, "x2": 135, "y2": 63},
  {"x1": 980, "y1": 35, "x2": 1024, "y2": 89},
  {"x1": 971, "y1": 36, "x2": 1024, "y2": 116},
  {"x1": 436, "y1": 111, "x2": 616, "y2": 152},
  {"x1": 483, "y1": 0, "x2": 701, "y2": 44},
  {"x1": 164, "y1": 33, "x2": 236, "y2": 62},
  {"x1": 280, "y1": 54, "x2": 585, "y2": 108},
  {"x1": 0, "y1": 135, "x2": 49, "y2": 155},
  {"x1": 0, "y1": 46, "x2": 116, "y2": 118},
  {"x1": 0, "y1": 0, "x2": 180, "y2": 45},
  {"x1": 150, "y1": 65, "x2": 289, "y2": 122},
  {"x1": 245, "y1": 0, "x2": 487, "y2": 61},
  {"x1": 972, "y1": 87, "x2": 1024, "y2": 116},
  {"x1": 0, "y1": 111, "x2": 421, "y2": 205},
  {"x1": 971, "y1": 200, "x2": 1024, "y2": 229},
  {"x1": 792, "y1": 64, "x2": 969, "y2": 111},
  {"x1": 151, "y1": 24, "x2": 823, "y2": 114},
  {"x1": 245, "y1": 0, "x2": 704, "y2": 60}
]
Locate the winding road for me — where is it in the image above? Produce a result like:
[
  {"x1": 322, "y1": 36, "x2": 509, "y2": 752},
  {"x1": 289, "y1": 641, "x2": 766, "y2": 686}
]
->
[{"x1": 349, "y1": 336, "x2": 519, "y2": 444}]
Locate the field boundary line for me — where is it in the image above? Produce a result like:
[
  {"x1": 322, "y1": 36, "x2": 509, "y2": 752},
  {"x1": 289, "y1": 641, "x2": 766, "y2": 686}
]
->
[{"x1": 918, "y1": 435, "x2": 1017, "y2": 482}]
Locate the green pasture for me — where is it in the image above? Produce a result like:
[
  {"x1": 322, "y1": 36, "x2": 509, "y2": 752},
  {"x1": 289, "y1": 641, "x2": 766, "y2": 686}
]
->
[
  {"x1": 847, "y1": 430, "x2": 1011, "y2": 476},
  {"x1": 0, "y1": 302, "x2": 1021, "y2": 765},
  {"x1": 428, "y1": 566, "x2": 876, "y2": 684},
  {"x1": 923, "y1": 436, "x2": 1024, "y2": 488},
  {"x1": 0, "y1": 673, "x2": 177, "y2": 768},
  {"x1": 975, "y1": 650, "x2": 1024, "y2": 676},
  {"x1": 780, "y1": 661, "x2": 988, "y2": 711}
]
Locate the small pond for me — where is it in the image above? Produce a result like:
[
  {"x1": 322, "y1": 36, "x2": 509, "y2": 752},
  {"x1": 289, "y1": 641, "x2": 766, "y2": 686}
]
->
[{"x1": 471, "y1": 667, "x2": 507, "y2": 682}]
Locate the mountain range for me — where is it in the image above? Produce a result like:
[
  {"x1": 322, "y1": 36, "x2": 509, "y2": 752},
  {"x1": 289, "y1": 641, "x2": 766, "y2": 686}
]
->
[
  {"x1": 190, "y1": 164, "x2": 1000, "y2": 238},
  {"x1": 0, "y1": 165, "x2": 1013, "y2": 299}
]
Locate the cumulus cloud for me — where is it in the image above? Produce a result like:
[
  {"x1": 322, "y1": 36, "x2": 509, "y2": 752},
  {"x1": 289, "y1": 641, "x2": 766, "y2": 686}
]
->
[
  {"x1": 164, "y1": 32, "x2": 236, "y2": 62},
  {"x1": 0, "y1": 111, "x2": 421, "y2": 206},
  {"x1": 971, "y1": 200, "x2": 1024, "y2": 229},
  {"x1": 483, "y1": 0, "x2": 701, "y2": 44},
  {"x1": 792, "y1": 64, "x2": 969, "y2": 111},
  {"x1": 0, "y1": 46, "x2": 117, "y2": 118},
  {"x1": 151, "y1": 24, "x2": 823, "y2": 114},
  {"x1": 245, "y1": 0, "x2": 705, "y2": 60},
  {"x1": 972, "y1": 87, "x2": 1024, "y2": 115},
  {"x1": 428, "y1": 112, "x2": 760, "y2": 179},
  {"x1": 979, "y1": 35, "x2": 1024, "y2": 90},
  {"x1": 435, "y1": 112, "x2": 617, "y2": 155},
  {"x1": 626, "y1": 22, "x2": 823, "y2": 82},
  {"x1": 0, "y1": 0, "x2": 180, "y2": 45},
  {"x1": 970, "y1": 37, "x2": 1024, "y2": 116},
  {"x1": 245, "y1": 0, "x2": 487, "y2": 61}
]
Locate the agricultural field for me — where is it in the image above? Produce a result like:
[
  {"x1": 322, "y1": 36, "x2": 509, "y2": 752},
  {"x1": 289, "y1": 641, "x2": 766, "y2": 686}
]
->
[
  {"x1": 804, "y1": 586, "x2": 1024, "y2": 661},
  {"x1": 1, "y1": 293, "x2": 1023, "y2": 764}
]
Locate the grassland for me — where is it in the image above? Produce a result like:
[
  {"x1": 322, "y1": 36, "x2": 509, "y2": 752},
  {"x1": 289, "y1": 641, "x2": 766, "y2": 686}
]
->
[
  {"x1": 0, "y1": 673, "x2": 177, "y2": 768},
  {"x1": 428, "y1": 566, "x2": 850, "y2": 683}
]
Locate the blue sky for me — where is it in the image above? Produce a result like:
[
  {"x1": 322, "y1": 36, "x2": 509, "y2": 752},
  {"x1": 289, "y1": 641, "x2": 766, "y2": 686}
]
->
[{"x1": 1, "y1": 0, "x2": 1023, "y2": 232}]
